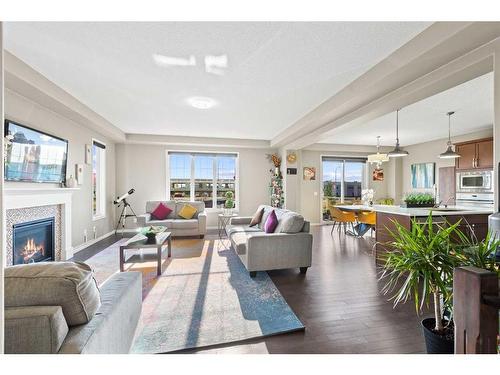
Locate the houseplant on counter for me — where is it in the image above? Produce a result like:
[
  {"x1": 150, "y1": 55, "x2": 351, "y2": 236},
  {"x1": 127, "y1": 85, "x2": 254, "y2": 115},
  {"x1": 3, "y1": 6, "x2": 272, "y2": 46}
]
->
[
  {"x1": 379, "y1": 214, "x2": 461, "y2": 354},
  {"x1": 402, "y1": 192, "x2": 435, "y2": 208}
]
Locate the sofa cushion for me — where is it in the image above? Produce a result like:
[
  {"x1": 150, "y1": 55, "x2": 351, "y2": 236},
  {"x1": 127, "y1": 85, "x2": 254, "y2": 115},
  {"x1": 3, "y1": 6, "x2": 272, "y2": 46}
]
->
[
  {"x1": 249, "y1": 207, "x2": 265, "y2": 227},
  {"x1": 171, "y1": 219, "x2": 198, "y2": 229},
  {"x1": 276, "y1": 211, "x2": 305, "y2": 233},
  {"x1": 264, "y1": 210, "x2": 279, "y2": 233},
  {"x1": 151, "y1": 203, "x2": 172, "y2": 220},
  {"x1": 227, "y1": 225, "x2": 263, "y2": 237},
  {"x1": 146, "y1": 201, "x2": 176, "y2": 218},
  {"x1": 146, "y1": 219, "x2": 174, "y2": 227},
  {"x1": 175, "y1": 201, "x2": 204, "y2": 219},
  {"x1": 178, "y1": 204, "x2": 197, "y2": 219},
  {"x1": 5, "y1": 262, "x2": 101, "y2": 326}
]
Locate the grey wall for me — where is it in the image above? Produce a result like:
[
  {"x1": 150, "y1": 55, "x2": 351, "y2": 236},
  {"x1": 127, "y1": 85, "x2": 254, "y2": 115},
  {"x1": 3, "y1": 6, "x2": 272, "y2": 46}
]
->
[
  {"x1": 115, "y1": 143, "x2": 276, "y2": 227},
  {"x1": 4, "y1": 90, "x2": 116, "y2": 248}
]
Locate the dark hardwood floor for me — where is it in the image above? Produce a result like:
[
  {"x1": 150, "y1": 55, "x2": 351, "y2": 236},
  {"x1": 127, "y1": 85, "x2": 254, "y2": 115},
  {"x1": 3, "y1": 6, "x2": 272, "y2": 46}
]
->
[{"x1": 71, "y1": 225, "x2": 428, "y2": 354}]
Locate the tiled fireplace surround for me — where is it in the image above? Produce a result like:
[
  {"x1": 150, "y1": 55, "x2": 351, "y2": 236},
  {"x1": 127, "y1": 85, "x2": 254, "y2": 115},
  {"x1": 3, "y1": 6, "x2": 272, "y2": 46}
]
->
[
  {"x1": 6, "y1": 205, "x2": 62, "y2": 266},
  {"x1": 4, "y1": 187, "x2": 78, "y2": 266}
]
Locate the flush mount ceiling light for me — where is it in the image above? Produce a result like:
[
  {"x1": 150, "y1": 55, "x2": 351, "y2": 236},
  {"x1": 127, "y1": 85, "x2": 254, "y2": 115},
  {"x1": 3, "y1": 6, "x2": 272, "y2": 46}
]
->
[
  {"x1": 186, "y1": 96, "x2": 217, "y2": 110},
  {"x1": 387, "y1": 109, "x2": 409, "y2": 158},
  {"x1": 439, "y1": 111, "x2": 461, "y2": 159},
  {"x1": 152, "y1": 54, "x2": 196, "y2": 67},
  {"x1": 368, "y1": 136, "x2": 389, "y2": 167}
]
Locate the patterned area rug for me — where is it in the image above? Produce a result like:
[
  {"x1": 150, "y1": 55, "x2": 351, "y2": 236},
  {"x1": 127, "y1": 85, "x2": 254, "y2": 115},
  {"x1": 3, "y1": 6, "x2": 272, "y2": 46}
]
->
[{"x1": 84, "y1": 235, "x2": 304, "y2": 353}]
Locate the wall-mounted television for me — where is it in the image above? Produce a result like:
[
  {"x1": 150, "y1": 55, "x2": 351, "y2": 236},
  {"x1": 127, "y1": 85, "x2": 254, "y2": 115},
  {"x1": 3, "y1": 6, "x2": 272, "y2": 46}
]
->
[{"x1": 4, "y1": 120, "x2": 68, "y2": 184}]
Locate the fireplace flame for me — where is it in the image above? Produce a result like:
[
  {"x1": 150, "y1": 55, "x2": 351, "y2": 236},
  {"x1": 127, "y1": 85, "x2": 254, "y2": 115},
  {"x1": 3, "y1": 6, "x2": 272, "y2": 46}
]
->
[{"x1": 21, "y1": 238, "x2": 45, "y2": 263}]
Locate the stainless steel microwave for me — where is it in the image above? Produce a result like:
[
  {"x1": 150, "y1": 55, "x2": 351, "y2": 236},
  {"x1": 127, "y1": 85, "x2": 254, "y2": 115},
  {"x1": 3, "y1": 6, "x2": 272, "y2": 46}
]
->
[{"x1": 456, "y1": 170, "x2": 493, "y2": 193}]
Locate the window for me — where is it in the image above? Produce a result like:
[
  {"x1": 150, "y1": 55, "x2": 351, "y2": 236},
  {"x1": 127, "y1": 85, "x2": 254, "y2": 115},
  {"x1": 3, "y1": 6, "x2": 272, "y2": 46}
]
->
[
  {"x1": 92, "y1": 140, "x2": 106, "y2": 219},
  {"x1": 321, "y1": 157, "x2": 366, "y2": 220},
  {"x1": 168, "y1": 152, "x2": 238, "y2": 209}
]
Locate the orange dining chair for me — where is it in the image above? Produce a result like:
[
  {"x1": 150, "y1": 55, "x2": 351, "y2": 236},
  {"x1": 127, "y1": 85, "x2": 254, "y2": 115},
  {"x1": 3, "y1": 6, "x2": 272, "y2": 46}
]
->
[
  {"x1": 329, "y1": 206, "x2": 357, "y2": 234},
  {"x1": 356, "y1": 211, "x2": 376, "y2": 237}
]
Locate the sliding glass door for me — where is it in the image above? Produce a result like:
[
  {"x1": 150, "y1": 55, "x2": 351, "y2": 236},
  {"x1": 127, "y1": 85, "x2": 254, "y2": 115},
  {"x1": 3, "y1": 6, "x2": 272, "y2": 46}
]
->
[{"x1": 321, "y1": 157, "x2": 366, "y2": 221}]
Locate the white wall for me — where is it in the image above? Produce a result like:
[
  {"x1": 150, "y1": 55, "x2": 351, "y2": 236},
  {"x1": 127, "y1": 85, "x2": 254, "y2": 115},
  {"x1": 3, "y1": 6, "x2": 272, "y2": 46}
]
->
[
  {"x1": 4, "y1": 90, "x2": 117, "y2": 248},
  {"x1": 116, "y1": 143, "x2": 276, "y2": 227},
  {"x1": 399, "y1": 129, "x2": 493, "y2": 199}
]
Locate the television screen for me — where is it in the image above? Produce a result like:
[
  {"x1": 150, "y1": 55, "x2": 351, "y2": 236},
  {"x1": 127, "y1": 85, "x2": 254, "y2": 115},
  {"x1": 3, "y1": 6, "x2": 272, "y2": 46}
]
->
[{"x1": 4, "y1": 120, "x2": 68, "y2": 183}]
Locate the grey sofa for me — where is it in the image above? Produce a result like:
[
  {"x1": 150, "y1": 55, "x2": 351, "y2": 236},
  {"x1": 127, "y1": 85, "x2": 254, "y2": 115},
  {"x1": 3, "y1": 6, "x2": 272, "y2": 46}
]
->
[
  {"x1": 4, "y1": 262, "x2": 142, "y2": 354},
  {"x1": 137, "y1": 200, "x2": 207, "y2": 238},
  {"x1": 227, "y1": 205, "x2": 313, "y2": 277}
]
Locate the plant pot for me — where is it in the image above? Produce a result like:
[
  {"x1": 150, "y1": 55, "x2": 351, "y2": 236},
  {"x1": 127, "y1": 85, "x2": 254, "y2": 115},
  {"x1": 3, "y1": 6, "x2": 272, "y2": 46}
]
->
[
  {"x1": 402, "y1": 203, "x2": 435, "y2": 208},
  {"x1": 145, "y1": 232, "x2": 157, "y2": 244},
  {"x1": 421, "y1": 318, "x2": 454, "y2": 354}
]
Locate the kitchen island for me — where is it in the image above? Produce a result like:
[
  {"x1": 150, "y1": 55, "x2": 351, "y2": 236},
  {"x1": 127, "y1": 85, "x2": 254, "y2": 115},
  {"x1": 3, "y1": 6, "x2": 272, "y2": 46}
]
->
[{"x1": 336, "y1": 204, "x2": 494, "y2": 263}]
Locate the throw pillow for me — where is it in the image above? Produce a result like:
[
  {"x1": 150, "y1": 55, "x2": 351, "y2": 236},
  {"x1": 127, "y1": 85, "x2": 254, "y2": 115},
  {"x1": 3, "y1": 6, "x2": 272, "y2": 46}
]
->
[
  {"x1": 264, "y1": 209, "x2": 279, "y2": 233},
  {"x1": 151, "y1": 202, "x2": 172, "y2": 220},
  {"x1": 249, "y1": 207, "x2": 265, "y2": 227},
  {"x1": 178, "y1": 204, "x2": 197, "y2": 219}
]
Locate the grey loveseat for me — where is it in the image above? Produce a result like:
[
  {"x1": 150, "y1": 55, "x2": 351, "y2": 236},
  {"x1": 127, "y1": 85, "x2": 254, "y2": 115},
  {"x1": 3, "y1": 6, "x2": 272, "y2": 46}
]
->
[
  {"x1": 4, "y1": 262, "x2": 142, "y2": 354},
  {"x1": 227, "y1": 205, "x2": 313, "y2": 277},
  {"x1": 137, "y1": 200, "x2": 207, "y2": 238}
]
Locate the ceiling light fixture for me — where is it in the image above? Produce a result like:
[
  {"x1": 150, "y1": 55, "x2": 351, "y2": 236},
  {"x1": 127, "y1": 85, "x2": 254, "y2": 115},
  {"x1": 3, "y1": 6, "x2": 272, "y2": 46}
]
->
[
  {"x1": 153, "y1": 54, "x2": 196, "y2": 67},
  {"x1": 186, "y1": 96, "x2": 217, "y2": 110},
  {"x1": 387, "y1": 109, "x2": 409, "y2": 158},
  {"x1": 368, "y1": 136, "x2": 389, "y2": 167},
  {"x1": 439, "y1": 111, "x2": 461, "y2": 159}
]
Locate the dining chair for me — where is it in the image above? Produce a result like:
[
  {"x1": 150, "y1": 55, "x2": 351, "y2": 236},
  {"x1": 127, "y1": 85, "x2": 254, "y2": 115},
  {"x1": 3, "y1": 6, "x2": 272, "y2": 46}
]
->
[
  {"x1": 329, "y1": 207, "x2": 357, "y2": 234},
  {"x1": 356, "y1": 211, "x2": 376, "y2": 238}
]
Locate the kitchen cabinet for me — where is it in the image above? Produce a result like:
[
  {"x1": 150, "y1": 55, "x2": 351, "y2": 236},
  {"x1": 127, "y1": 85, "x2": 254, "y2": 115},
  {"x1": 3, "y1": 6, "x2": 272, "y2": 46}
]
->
[{"x1": 455, "y1": 137, "x2": 493, "y2": 170}]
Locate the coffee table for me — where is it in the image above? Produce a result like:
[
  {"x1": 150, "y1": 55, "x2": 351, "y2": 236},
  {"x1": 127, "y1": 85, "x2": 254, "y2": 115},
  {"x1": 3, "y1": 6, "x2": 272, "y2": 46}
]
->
[{"x1": 119, "y1": 229, "x2": 172, "y2": 276}]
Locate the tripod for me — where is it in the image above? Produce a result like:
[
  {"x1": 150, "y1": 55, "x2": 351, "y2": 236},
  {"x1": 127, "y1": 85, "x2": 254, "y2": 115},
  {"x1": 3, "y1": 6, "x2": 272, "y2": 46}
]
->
[{"x1": 114, "y1": 198, "x2": 137, "y2": 235}]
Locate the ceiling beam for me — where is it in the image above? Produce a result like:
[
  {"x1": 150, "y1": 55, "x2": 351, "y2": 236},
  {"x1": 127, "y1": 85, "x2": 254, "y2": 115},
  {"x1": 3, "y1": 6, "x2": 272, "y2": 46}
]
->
[{"x1": 272, "y1": 22, "x2": 500, "y2": 150}]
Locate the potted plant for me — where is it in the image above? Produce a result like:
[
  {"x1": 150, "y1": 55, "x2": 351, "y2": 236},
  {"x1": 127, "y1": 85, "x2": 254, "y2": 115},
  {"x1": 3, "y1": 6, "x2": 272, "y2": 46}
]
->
[
  {"x1": 402, "y1": 192, "x2": 435, "y2": 208},
  {"x1": 224, "y1": 191, "x2": 235, "y2": 215},
  {"x1": 380, "y1": 214, "x2": 462, "y2": 353}
]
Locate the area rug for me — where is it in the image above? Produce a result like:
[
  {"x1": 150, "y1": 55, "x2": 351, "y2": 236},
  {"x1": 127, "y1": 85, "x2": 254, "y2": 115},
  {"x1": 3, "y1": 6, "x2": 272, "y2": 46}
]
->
[{"x1": 84, "y1": 235, "x2": 305, "y2": 353}]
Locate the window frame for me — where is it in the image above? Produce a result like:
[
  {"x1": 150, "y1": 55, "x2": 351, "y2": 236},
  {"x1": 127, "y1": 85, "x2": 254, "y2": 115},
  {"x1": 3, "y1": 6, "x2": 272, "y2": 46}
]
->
[
  {"x1": 319, "y1": 154, "x2": 368, "y2": 223},
  {"x1": 91, "y1": 138, "x2": 107, "y2": 221},
  {"x1": 165, "y1": 150, "x2": 239, "y2": 212}
]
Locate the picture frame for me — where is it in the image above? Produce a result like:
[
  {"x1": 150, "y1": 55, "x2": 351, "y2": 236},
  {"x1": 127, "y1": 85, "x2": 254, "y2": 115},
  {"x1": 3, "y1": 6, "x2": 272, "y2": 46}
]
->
[
  {"x1": 411, "y1": 162, "x2": 435, "y2": 189},
  {"x1": 372, "y1": 168, "x2": 384, "y2": 181},
  {"x1": 303, "y1": 167, "x2": 316, "y2": 181}
]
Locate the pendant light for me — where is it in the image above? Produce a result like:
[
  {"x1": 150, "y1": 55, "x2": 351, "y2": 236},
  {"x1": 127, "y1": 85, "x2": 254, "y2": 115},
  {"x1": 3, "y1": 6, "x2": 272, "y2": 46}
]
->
[
  {"x1": 387, "y1": 109, "x2": 409, "y2": 157},
  {"x1": 439, "y1": 111, "x2": 461, "y2": 159},
  {"x1": 368, "y1": 136, "x2": 389, "y2": 167}
]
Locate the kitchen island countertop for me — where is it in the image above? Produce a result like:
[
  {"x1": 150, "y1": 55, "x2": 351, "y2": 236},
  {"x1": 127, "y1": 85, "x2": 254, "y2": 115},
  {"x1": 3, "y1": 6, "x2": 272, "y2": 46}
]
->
[{"x1": 335, "y1": 204, "x2": 494, "y2": 217}]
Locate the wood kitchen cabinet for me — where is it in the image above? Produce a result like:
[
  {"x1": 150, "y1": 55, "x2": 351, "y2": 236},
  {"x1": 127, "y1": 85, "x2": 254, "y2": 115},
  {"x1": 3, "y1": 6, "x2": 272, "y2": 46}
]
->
[{"x1": 455, "y1": 137, "x2": 493, "y2": 170}]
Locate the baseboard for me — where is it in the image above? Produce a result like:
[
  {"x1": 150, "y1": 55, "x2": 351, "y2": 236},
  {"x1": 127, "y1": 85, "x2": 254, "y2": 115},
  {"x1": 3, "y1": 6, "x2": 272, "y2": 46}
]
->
[
  {"x1": 310, "y1": 222, "x2": 322, "y2": 226},
  {"x1": 72, "y1": 230, "x2": 115, "y2": 254}
]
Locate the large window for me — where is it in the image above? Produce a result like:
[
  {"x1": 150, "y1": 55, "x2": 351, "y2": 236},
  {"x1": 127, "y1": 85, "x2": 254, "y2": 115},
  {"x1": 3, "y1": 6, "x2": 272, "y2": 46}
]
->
[
  {"x1": 92, "y1": 140, "x2": 106, "y2": 219},
  {"x1": 168, "y1": 152, "x2": 237, "y2": 209},
  {"x1": 321, "y1": 157, "x2": 366, "y2": 220}
]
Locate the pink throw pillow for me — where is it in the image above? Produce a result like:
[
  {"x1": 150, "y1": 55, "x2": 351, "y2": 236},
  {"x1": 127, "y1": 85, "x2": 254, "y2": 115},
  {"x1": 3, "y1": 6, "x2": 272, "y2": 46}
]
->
[
  {"x1": 264, "y1": 210, "x2": 279, "y2": 233},
  {"x1": 151, "y1": 203, "x2": 172, "y2": 220}
]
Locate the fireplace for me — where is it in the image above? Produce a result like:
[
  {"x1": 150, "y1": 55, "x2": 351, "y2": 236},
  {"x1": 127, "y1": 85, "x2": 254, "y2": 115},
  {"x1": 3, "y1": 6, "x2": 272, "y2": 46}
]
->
[{"x1": 12, "y1": 217, "x2": 55, "y2": 265}]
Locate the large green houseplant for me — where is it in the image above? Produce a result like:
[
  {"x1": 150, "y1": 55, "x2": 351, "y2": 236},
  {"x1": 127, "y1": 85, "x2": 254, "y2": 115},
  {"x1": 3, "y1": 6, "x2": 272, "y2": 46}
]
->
[{"x1": 380, "y1": 213, "x2": 500, "y2": 354}]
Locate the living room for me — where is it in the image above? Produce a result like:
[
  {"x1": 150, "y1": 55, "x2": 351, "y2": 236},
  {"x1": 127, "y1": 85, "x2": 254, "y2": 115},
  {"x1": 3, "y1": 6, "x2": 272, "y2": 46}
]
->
[{"x1": 1, "y1": 1, "x2": 500, "y2": 371}]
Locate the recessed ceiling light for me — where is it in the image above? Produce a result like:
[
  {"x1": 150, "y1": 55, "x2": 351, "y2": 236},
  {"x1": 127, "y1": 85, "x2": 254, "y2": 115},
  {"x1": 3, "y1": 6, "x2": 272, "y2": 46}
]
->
[{"x1": 186, "y1": 96, "x2": 217, "y2": 110}]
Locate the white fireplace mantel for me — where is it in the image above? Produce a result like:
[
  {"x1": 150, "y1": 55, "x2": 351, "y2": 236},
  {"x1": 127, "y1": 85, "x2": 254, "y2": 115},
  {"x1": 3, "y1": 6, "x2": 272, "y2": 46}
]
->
[{"x1": 4, "y1": 187, "x2": 79, "y2": 260}]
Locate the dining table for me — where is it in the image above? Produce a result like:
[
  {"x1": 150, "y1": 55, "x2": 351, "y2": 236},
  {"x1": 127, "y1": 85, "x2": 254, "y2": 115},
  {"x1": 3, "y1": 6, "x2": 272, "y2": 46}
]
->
[{"x1": 334, "y1": 204, "x2": 375, "y2": 237}]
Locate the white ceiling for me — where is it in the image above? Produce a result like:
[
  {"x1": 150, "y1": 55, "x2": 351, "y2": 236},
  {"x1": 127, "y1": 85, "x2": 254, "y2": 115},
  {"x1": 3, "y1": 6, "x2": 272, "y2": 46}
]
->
[
  {"x1": 4, "y1": 22, "x2": 431, "y2": 140},
  {"x1": 319, "y1": 72, "x2": 493, "y2": 146}
]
